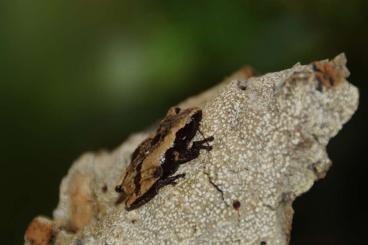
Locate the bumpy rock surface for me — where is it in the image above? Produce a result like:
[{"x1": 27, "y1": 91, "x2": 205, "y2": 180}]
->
[{"x1": 25, "y1": 54, "x2": 358, "y2": 245}]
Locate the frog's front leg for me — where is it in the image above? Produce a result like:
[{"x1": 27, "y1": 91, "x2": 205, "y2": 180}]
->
[
  {"x1": 178, "y1": 136, "x2": 214, "y2": 162},
  {"x1": 192, "y1": 136, "x2": 214, "y2": 151}
]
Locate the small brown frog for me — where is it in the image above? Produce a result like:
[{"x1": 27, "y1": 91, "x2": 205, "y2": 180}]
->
[{"x1": 115, "y1": 107, "x2": 214, "y2": 210}]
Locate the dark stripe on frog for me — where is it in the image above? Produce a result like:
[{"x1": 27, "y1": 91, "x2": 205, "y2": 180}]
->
[
  {"x1": 132, "y1": 121, "x2": 171, "y2": 195},
  {"x1": 133, "y1": 159, "x2": 143, "y2": 194}
]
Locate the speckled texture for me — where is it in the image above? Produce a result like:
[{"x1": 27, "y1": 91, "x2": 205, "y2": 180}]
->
[{"x1": 26, "y1": 54, "x2": 358, "y2": 245}]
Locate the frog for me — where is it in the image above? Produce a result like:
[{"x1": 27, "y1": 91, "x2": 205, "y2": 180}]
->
[{"x1": 115, "y1": 107, "x2": 214, "y2": 210}]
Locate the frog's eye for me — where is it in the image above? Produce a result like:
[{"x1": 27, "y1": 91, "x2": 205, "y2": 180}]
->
[{"x1": 167, "y1": 106, "x2": 181, "y2": 116}]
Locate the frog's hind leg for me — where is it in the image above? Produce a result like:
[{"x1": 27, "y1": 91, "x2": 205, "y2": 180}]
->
[
  {"x1": 125, "y1": 174, "x2": 185, "y2": 211},
  {"x1": 157, "y1": 173, "x2": 186, "y2": 188}
]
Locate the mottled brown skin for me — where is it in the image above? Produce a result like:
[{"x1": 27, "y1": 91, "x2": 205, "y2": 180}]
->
[{"x1": 115, "y1": 107, "x2": 214, "y2": 210}]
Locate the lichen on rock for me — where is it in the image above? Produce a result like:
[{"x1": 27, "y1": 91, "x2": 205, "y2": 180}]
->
[{"x1": 25, "y1": 54, "x2": 358, "y2": 245}]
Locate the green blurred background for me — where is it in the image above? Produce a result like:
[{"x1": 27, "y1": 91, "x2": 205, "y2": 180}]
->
[{"x1": 1, "y1": 1, "x2": 367, "y2": 244}]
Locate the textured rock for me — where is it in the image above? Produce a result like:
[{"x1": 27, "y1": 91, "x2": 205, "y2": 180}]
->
[{"x1": 25, "y1": 54, "x2": 358, "y2": 245}]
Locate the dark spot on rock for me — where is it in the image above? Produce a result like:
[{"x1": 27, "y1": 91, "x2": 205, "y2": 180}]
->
[
  {"x1": 233, "y1": 200, "x2": 241, "y2": 210},
  {"x1": 312, "y1": 63, "x2": 320, "y2": 72},
  {"x1": 175, "y1": 107, "x2": 181, "y2": 114},
  {"x1": 102, "y1": 185, "x2": 108, "y2": 193},
  {"x1": 260, "y1": 241, "x2": 267, "y2": 245},
  {"x1": 131, "y1": 219, "x2": 137, "y2": 224},
  {"x1": 115, "y1": 185, "x2": 122, "y2": 193},
  {"x1": 316, "y1": 80, "x2": 323, "y2": 92},
  {"x1": 49, "y1": 231, "x2": 56, "y2": 244},
  {"x1": 237, "y1": 80, "x2": 247, "y2": 90}
]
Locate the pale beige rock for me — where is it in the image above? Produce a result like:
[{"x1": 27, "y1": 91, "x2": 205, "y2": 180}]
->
[{"x1": 25, "y1": 54, "x2": 358, "y2": 245}]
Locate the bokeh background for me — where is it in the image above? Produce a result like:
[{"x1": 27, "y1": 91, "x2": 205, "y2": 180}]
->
[{"x1": 1, "y1": 1, "x2": 367, "y2": 244}]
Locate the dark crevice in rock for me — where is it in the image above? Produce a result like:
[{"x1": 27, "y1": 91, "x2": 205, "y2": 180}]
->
[{"x1": 204, "y1": 172, "x2": 226, "y2": 205}]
